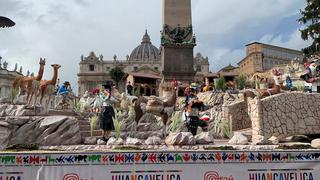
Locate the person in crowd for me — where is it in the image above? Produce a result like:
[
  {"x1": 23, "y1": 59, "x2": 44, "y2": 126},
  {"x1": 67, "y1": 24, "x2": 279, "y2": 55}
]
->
[{"x1": 127, "y1": 81, "x2": 133, "y2": 96}]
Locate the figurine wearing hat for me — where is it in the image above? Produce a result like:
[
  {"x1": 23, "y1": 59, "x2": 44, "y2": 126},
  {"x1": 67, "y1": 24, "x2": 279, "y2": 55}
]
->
[
  {"x1": 300, "y1": 58, "x2": 320, "y2": 83},
  {"x1": 99, "y1": 81, "x2": 117, "y2": 141}
]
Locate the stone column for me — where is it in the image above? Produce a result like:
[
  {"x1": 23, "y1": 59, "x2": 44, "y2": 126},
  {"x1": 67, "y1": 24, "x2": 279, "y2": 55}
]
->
[
  {"x1": 163, "y1": 0, "x2": 192, "y2": 26},
  {"x1": 249, "y1": 97, "x2": 264, "y2": 144},
  {"x1": 161, "y1": 0, "x2": 196, "y2": 82},
  {"x1": 0, "y1": 86, "x2": 3, "y2": 98}
]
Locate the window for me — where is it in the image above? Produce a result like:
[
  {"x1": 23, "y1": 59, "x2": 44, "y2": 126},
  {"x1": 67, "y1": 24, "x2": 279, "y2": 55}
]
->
[
  {"x1": 89, "y1": 64, "x2": 95, "y2": 71},
  {"x1": 106, "y1": 66, "x2": 110, "y2": 71},
  {"x1": 196, "y1": 65, "x2": 201, "y2": 71},
  {"x1": 134, "y1": 67, "x2": 138, "y2": 71},
  {"x1": 154, "y1": 67, "x2": 159, "y2": 71}
]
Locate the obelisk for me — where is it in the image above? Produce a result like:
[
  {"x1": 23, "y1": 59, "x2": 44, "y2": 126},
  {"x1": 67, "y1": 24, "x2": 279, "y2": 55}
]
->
[{"x1": 161, "y1": 0, "x2": 196, "y2": 82}]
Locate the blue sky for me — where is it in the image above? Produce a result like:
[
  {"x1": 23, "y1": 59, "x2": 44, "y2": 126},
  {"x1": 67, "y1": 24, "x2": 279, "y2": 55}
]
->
[{"x1": 0, "y1": 0, "x2": 311, "y2": 85}]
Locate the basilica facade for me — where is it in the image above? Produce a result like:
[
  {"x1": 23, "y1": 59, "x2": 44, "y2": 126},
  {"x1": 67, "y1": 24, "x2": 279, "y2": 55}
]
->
[
  {"x1": 77, "y1": 31, "x2": 209, "y2": 96},
  {"x1": 0, "y1": 58, "x2": 24, "y2": 100}
]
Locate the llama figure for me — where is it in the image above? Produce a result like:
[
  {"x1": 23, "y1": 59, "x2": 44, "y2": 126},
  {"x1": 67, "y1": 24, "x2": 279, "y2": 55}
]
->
[
  {"x1": 12, "y1": 58, "x2": 46, "y2": 105},
  {"x1": 37, "y1": 64, "x2": 61, "y2": 108}
]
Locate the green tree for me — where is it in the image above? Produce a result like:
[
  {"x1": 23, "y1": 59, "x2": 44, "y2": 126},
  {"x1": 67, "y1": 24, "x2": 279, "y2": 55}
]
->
[
  {"x1": 110, "y1": 66, "x2": 125, "y2": 86},
  {"x1": 236, "y1": 74, "x2": 247, "y2": 90},
  {"x1": 215, "y1": 77, "x2": 226, "y2": 91},
  {"x1": 298, "y1": 0, "x2": 320, "y2": 56}
]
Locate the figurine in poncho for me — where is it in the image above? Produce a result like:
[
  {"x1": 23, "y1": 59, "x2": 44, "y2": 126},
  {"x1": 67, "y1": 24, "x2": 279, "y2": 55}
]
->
[{"x1": 99, "y1": 83, "x2": 116, "y2": 141}]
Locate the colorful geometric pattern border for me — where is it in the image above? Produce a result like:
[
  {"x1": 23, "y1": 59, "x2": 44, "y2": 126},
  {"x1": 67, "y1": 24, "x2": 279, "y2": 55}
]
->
[{"x1": 0, "y1": 151, "x2": 320, "y2": 166}]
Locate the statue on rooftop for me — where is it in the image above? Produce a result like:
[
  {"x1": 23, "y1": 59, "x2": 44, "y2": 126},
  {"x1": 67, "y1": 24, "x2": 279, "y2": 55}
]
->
[
  {"x1": 14, "y1": 63, "x2": 17, "y2": 71},
  {"x1": 3, "y1": 61, "x2": 8, "y2": 69}
]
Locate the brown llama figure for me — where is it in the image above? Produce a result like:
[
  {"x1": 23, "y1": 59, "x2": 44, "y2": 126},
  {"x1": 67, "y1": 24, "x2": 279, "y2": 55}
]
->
[
  {"x1": 38, "y1": 64, "x2": 61, "y2": 107},
  {"x1": 134, "y1": 96, "x2": 148, "y2": 124},
  {"x1": 12, "y1": 58, "x2": 46, "y2": 104},
  {"x1": 244, "y1": 68, "x2": 282, "y2": 99},
  {"x1": 160, "y1": 84, "x2": 177, "y2": 137}
]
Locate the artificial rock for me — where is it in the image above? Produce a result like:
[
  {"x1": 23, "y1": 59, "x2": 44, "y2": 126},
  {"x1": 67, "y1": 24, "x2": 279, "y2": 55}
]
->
[{"x1": 0, "y1": 115, "x2": 81, "y2": 147}]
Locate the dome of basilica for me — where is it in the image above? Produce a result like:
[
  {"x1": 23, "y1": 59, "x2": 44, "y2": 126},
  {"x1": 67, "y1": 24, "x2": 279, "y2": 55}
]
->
[{"x1": 129, "y1": 30, "x2": 160, "y2": 62}]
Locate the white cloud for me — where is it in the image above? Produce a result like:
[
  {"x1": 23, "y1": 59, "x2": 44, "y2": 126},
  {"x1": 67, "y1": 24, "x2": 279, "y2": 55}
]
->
[
  {"x1": 259, "y1": 29, "x2": 311, "y2": 50},
  {"x1": 207, "y1": 48, "x2": 244, "y2": 72},
  {"x1": 208, "y1": 29, "x2": 311, "y2": 72},
  {"x1": 193, "y1": 0, "x2": 302, "y2": 34}
]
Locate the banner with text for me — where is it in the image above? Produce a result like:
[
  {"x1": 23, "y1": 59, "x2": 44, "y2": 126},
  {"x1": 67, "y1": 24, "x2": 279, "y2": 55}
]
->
[{"x1": 1, "y1": 150, "x2": 319, "y2": 180}]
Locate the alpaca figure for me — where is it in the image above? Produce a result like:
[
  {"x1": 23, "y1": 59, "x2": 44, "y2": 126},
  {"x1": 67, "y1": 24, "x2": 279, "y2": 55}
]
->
[
  {"x1": 12, "y1": 58, "x2": 46, "y2": 105},
  {"x1": 124, "y1": 102, "x2": 137, "y2": 137},
  {"x1": 161, "y1": 87, "x2": 177, "y2": 137},
  {"x1": 38, "y1": 64, "x2": 61, "y2": 108},
  {"x1": 244, "y1": 68, "x2": 282, "y2": 99},
  {"x1": 143, "y1": 82, "x2": 177, "y2": 137}
]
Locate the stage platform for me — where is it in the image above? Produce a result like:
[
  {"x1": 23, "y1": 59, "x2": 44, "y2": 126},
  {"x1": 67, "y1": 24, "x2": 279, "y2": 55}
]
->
[{"x1": 1, "y1": 148, "x2": 319, "y2": 180}]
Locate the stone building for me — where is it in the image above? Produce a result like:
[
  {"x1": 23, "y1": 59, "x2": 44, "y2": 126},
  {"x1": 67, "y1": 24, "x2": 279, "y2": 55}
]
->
[
  {"x1": 194, "y1": 53, "x2": 210, "y2": 82},
  {"x1": 0, "y1": 58, "x2": 24, "y2": 99},
  {"x1": 77, "y1": 31, "x2": 210, "y2": 96},
  {"x1": 238, "y1": 42, "x2": 303, "y2": 76},
  {"x1": 217, "y1": 64, "x2": 239, "y2": 82},
  {"x1": 124, "y1": 66, "x2": 161, "y2": 96}
]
